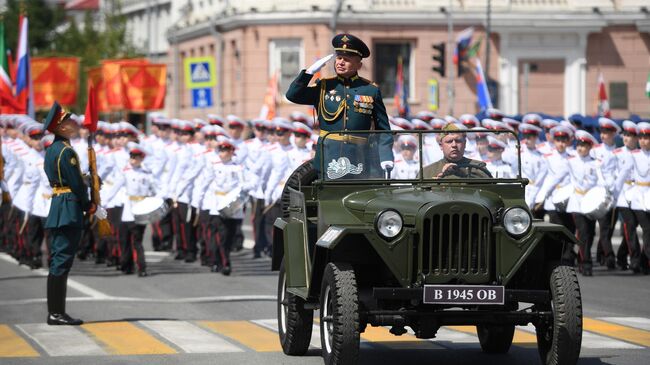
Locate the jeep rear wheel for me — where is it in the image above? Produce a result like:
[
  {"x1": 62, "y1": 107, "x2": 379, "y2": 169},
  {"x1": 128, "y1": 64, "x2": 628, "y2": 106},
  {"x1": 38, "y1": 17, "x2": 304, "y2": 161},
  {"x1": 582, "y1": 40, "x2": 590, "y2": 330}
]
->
[
  {"x1": 277, "y1": 261, "x2": 313, "y2": 355},
  {"x1": 536, "y1": 265, "x2": 583, "y2": 365},
  {"x1": 320, "y1": 262, "x2": 360, "y2": 365},
  {"x1": 477, "y1": 324, "x2": 515, "y2": 353}
]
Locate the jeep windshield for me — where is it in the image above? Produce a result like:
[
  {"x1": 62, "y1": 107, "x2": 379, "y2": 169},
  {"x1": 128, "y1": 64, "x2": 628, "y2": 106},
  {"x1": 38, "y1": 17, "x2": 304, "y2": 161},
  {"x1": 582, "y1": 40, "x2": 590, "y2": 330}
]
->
[{"x1": 319, "y1": 130, "x2": 522, "y2": 182}]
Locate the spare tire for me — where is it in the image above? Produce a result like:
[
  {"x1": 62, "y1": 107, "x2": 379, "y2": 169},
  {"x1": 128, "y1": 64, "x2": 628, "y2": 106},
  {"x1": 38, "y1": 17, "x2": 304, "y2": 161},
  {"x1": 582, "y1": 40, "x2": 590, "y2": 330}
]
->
[{"x1": 280, "y1": 160, "x2": 317, "y2": 218}]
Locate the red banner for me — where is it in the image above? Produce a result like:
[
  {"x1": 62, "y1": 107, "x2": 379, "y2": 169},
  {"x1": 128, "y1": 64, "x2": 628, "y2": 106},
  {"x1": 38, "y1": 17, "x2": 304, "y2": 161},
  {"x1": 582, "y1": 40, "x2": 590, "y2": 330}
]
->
[
  {"x1": 31, "y1": 57, "x2": 79, "y2": 109},
  {"x1": 120, "y1": 64, "x2": 166, "y2": 112},
  {"x1": 87, "y1": 67, "x2": 109, "y2": 112},
  {"x1": 101, "y1": 58, "x2": 148, "y2": 109}
]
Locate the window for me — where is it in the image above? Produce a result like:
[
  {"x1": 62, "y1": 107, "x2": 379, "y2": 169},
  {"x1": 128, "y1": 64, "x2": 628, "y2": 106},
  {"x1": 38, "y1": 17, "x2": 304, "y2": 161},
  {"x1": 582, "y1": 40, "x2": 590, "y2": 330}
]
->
[
  {"x1": 373, "y1": 42, "x2": 413, "y2": 100},
  {"x1": 269, "y1": 39, "x2": 303, "y2": 96},
  {"x1": 609, "y1": 82, "x2": 628, "y2": 109}
]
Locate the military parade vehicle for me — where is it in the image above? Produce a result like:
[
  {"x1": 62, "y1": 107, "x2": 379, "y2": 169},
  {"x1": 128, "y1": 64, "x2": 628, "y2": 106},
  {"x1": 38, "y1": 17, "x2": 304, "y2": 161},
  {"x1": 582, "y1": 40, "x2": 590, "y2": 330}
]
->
[{"x1": 273, "y1": 129, "x2": 582, "y2": 365}]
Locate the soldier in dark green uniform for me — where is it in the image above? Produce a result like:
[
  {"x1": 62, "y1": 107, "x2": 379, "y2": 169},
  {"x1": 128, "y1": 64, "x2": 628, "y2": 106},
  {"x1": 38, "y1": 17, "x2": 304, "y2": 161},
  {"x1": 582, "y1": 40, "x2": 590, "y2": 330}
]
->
[
  {"x1": 421, "y1": 123, "x2": 492, "y2": 179},
  {"x1": 285, "y1": 33, "x2": 393, "y2": 178},
  {"x1": 42, "y1": 102, "x2": 93, "y2": 325}
]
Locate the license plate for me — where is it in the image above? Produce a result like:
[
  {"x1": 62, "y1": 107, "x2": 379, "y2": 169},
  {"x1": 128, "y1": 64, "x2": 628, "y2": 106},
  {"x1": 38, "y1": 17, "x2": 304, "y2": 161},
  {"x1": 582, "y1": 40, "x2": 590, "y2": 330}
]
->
[{"x1": 423, "y1": 285, "x2": 505, "y2": 305}]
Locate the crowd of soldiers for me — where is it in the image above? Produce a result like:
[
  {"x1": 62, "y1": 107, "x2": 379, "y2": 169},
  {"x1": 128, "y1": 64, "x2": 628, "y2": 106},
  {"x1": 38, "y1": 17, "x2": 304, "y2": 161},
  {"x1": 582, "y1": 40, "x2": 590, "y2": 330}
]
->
[{"x1": 1, "y1": 107, "x2": 649, "y2": 277}]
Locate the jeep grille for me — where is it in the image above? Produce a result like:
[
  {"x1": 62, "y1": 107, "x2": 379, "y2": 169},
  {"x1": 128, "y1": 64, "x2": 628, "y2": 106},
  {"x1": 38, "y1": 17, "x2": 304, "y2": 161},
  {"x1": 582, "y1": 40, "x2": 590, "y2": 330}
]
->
[{"x1": 419, "y1": 206, "x2": 492, "y2": 283}]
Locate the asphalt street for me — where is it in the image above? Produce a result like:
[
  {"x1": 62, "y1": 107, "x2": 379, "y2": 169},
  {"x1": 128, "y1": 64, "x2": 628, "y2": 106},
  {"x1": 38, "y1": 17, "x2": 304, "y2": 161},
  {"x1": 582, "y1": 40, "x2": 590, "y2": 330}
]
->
[{"x1": 0, "y1": 221, "x2": 649, "y2": 365}]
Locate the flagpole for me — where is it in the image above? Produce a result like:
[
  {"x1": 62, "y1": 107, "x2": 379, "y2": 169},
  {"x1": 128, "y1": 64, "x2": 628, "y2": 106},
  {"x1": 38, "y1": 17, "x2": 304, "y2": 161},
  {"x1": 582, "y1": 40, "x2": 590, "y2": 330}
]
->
[
  {"x1": 447, "y1": 0, "x2": 454, "y2": 116},
  {"x1": 485, "y1": 0, "x2": 492, "y2": 80}
]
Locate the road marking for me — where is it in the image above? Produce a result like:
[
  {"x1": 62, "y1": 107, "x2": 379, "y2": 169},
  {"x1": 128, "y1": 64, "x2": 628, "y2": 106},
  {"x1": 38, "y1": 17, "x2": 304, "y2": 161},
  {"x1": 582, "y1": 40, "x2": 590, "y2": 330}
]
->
[
  {"x1": 200, "y1": 320, "x2": 282, "y2": 352},
  {"x1": 82, "y1": 322, "x2": 176, "y2": 355},
  {"x1": 517, "y1": 323, "x2": 643, "y2": 349},
  {"x1": 0, "y1": 325, "x2": 39, "y2": 357},
  {"x1": 141, "y1": 320, "x2": 242, "y2": 353},
  {"x1": 584, "y1": 318, "x2": 650, "y2": 347},
  {"x1": 253, "y1": 318, "x2": 322, "y2": 349},
  {"x1": 16, "y1": 324, "x2": 106, "y2": 357},
  {"x1": 0, "y1": 295, "x2": 276, "y2": 306},
  {"x1": 361, "y1": 326, "x2": 435, "y2": 350},
  {"x1": 443, "y1": 325, "x2": 536, "y2": 346},
  {"x1": 599, "y1": 317, "x2": 650, "y2": 332}
]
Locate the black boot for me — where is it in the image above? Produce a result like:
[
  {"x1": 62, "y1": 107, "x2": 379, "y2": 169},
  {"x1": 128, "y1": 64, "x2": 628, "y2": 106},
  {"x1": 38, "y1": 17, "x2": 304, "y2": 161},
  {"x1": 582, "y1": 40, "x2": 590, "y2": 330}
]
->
[{"x1": 46, "y1": 274, "x2": 83, "y2": 326}]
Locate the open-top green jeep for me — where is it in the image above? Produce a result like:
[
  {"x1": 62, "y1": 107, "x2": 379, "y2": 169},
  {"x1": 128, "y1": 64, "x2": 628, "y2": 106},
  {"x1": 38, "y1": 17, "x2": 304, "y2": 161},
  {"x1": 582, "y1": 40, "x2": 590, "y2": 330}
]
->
[{"x1": 273, "y1": 129, "x2": 582, "y2": 365}]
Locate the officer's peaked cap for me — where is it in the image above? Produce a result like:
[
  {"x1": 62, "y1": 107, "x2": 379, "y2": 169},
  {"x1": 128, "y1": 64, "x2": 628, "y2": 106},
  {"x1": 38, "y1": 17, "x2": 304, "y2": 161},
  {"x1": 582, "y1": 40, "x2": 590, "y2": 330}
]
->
[{"x1": 332, "y1": 33, "x2": 370, "y2": 58}]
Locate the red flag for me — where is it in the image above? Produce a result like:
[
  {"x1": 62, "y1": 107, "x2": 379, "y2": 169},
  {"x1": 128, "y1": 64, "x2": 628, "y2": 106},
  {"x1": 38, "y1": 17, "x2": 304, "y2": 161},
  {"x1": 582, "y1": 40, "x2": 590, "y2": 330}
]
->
[
  {"x1": 84, "y1": 81, "x2": 98, "y2": 133},
  {"x1": 597, "y1": 72, "x2": 611, "y2": 118}
]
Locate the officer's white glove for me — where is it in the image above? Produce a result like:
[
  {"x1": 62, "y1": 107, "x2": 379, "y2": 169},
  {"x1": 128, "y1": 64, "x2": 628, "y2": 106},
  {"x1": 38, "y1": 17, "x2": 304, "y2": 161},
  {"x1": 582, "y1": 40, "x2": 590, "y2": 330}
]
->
[
  {"x1": 380, "y1": 161, "x2": 394, "y2": 170},
  {"x1": 306, "y1": 54, "x2": 334, "y2": 75},
  {"x1": 94, "y1": 205, "x2": 108, "y2": 220}
]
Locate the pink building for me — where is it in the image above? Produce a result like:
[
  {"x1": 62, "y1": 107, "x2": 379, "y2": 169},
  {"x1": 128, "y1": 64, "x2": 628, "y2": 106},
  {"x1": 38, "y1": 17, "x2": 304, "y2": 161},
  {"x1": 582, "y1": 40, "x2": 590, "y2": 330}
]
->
[{"x1": 165, "y1": 1, "x2": 650, "y2": 120}]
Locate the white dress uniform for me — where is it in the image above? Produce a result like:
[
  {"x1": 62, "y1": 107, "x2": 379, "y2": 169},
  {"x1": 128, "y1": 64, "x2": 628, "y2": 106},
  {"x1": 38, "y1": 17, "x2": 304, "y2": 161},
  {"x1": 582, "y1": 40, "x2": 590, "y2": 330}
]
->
[
  {"x1": 243, "y1": 136, "x2": 269, "y2": 201},
  {"x1": 5, "y1": 137, "x2": 27, "y2": 198},
  {"x1": 535, "y1": 150, "x2": 574, "y2": 211},
  {"x1": 206, "y1": 161, "x2": 248, "y2": 219},
  {"x1": 33, "y1": 154, "x2": 52, "y2": 218},
  {"x1": 113, "y1": 164, "x2": 157, "y2": 222},
  {"x1": 231, "y1": 137, "x2": 249, "y2": 165},
  {"x1": 265, "y1": 143, "x2": 295, "y2": 206},
  {"x1": 393, "y1": 157, "x2": 419, "y2": 179},
  {"x1": 486, "y1": 159, "x2": 516, "y2": 178},
  {"x1": 521, "y1": 144, "x2": 548, "y2": 209},
  {"x1": 422, "y1": 136, "x2": 443, "y2": 166},
  {"x1": 71, "y1": 137, "x2": 89, "y2": 174},
  {"x1": 287, "y1": 146, "x2": 312, "y2": 170},
  {"x1": 12, "y1": 146, "x2": 42, "y2": 215},
  {"x1": 566, "y1": 155, "x2": 599, "y2": 213},
  {"x1": 591, "y1": 142, "x2": 617, "y2": 193},
  {"x1": 613, "y1": 146, "x2": 636, "y2": 208},
  {"x1": 629, "y1": 149, "x2": 650, "y2": 211},
  {"x1": 170, "y1": 141, "x2": 195, "y2": 204}
]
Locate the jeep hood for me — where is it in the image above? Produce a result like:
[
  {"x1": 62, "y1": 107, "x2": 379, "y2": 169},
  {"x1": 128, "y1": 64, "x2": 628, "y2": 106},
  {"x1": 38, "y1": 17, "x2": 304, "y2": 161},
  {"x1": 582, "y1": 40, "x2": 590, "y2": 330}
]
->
[{"x1": 342, "y1": 186, "x2": 503, "y2": 224}]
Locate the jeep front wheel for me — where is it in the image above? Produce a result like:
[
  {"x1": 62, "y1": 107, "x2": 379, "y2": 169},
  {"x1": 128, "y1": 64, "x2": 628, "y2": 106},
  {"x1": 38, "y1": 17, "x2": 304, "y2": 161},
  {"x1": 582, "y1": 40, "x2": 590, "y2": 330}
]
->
[
  {"x1": 536, "y1": 265, "x2": 583, "y2": 365},
  {"x1": 477, "y1": 324, "x2": 515, "y2": 353},
  {"x1": 277, "y1": 261, "x2": 313, "y2": 355},
  {"x1": 320, "y1": 262, "x2": 360, "y2": 365}
]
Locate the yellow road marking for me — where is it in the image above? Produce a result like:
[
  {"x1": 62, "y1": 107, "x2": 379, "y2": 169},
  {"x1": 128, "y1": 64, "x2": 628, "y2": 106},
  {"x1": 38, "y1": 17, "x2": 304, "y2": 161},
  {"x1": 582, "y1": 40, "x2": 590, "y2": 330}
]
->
[
  {"x1": 200, "y1": 321, "x2": 281, "y2": 352},
  {"x1": 82, "y1": 322, "x2": 176, "y2": 355},
  {"x1": 0, "y1": 325, "x2": 39, "y2": 357},
  {"x1": 446, "y1": 325, "x2": 537, "y2": 346},
  {"x1": 361, "y1": 326, "x2": 419, "y2": 342},
  {"x1": 584, "y1": 318, "x2": 650, "y2": 347}
]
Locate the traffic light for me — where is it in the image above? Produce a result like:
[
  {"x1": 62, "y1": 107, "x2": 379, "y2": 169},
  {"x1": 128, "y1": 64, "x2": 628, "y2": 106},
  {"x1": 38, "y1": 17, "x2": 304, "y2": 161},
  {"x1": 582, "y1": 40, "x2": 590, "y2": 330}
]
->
[
  {"x1": 457, "y1": 44, "x2": 468, "y2": 77},
  {"x1": 432, "y1": 42, "x2": 445, "y2": 77}
]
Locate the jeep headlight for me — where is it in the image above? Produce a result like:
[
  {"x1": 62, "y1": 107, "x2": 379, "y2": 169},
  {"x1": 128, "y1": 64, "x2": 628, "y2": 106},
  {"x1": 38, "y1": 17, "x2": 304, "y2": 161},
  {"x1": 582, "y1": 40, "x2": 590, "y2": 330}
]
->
[
  {"x1": 503, "y1": 207, "x2": 531, "y2": 237},
  {"x1": 375, "y1": 209, "x2": 403, "y2": 240}
]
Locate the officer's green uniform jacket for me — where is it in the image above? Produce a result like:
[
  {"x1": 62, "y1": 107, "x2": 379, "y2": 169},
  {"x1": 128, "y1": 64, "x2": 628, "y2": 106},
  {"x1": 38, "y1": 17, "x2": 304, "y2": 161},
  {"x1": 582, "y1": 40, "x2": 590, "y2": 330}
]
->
[
  {"x1": 421, "y1": 157, "x2": 492, "y2": 179},
  {"x1": 286, "y1": 70, "x2": 393, "y2": 174},
  {"x1": 44, "y1": 135, "x2": 91, "y2": 228}
]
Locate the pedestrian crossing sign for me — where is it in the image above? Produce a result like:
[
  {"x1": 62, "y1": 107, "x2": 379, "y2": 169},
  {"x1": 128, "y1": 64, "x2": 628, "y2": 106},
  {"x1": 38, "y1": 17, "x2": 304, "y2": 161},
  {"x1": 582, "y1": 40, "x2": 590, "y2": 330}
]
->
[{"x1": 184, "y1": 57, "x2": 217, "y2": 88}]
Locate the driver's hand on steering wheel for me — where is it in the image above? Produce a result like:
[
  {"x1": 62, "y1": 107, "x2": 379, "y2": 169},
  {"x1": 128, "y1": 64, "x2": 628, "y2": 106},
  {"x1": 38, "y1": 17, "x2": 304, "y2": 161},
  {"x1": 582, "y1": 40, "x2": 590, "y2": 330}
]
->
[{"x1": 436, "y1": 163, "x2": 458, "y2": 178}]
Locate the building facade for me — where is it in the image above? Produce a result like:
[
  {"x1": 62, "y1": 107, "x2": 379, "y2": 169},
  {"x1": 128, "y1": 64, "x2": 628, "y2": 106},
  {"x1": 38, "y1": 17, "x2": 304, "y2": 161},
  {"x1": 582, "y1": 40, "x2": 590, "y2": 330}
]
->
[{"x1": 162, "y1": 0, "x2": 649, "y2": 120}]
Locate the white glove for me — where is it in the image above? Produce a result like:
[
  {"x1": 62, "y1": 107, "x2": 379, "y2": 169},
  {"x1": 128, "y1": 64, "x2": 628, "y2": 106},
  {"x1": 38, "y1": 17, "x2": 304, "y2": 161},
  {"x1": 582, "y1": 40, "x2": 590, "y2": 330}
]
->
[
  {"x1": 380, "y1": 161, "x2": 394, "y2": 170},
  {"x1": 94, "y1": 205, "x2": 108, "y2": 220},
  {"x1": 306, "y1": 54, "x2": 334, "y2": 75}
]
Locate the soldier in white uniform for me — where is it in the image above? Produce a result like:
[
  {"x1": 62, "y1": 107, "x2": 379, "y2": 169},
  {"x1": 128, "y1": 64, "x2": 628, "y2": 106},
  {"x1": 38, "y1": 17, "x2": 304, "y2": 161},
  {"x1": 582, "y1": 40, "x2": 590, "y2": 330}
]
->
[
  {"x1": 592, "y1": 117, "x2": 620, "y2": 268},
  {"x1": 522, "y1": 113, "x2": 542, "y2": 128},
  {"x1": 245, "y1": 119, "x2": 272, "y2": 259},
  {"x1": 566, "y1": 131, "x2": 600, "y2": 276},
  {"x1": 535, "y1": 125, "x2": 576, "y2": 263},
  {"x1": 393, "y1": 135, "x2": 419, "y2": 179},
  {"x1": 423, "y1": 118, "x2": 445, "y2": 165},
  {"x1": 537, "y1": 119, "x2": 559, "y2": 155},
  {"x1": 110, "y1": 143, "x2": 157, "y2": 276},
  {"x1": 519, "y1": 123, "x2": 547, "y2": 213},
  {"x1": 204, "y1": 136, "x2": 256, "y2": 275},
  {"x1": 288, "y1": 122, "x2": 313, "y2": 168},
  {"x1": 264, "y1": 119, "x2": 296, "y2": 253},
  {"x1": 485, "y1": 136, "x2": 516, "y2": 178},
  {"x1": 613, "y1": 121, "x2": 641, "y2": 271},
  {"x1": 13, "y1": 124, "x2": 46, "y2": 268},
  {"x1": 169, "y1": 120, "x2": 200, "y2": 262},
  {"x1": 629, "y1": 122, "x2": 650, "y2": 273}
]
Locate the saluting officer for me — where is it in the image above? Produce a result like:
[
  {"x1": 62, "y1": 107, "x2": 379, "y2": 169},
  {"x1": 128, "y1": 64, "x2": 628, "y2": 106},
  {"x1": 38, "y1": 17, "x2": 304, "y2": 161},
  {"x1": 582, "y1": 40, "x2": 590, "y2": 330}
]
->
[
  {"x1": 42, "y1": 102, "x2": 105, "y2": 325},
  {"x1": 286, "y1": 33, "x2": 393, "y2": 176}
]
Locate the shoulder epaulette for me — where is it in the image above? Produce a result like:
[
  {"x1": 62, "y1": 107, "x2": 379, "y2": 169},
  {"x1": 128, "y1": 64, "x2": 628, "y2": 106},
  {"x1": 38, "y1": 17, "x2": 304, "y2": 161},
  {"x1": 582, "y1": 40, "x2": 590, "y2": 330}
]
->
[
  {"x1": 123, "y1": 166, "x2": 132, "y2": 172},
  {"x1": 543, "y1": 152, "x2": 553, "y2": 157},
  {"x1": 394, "y1": 159, "x2": 403, "y2": 163},
  {"x1": 632, "y1": 149, "x2": 641, "y2": 154}
]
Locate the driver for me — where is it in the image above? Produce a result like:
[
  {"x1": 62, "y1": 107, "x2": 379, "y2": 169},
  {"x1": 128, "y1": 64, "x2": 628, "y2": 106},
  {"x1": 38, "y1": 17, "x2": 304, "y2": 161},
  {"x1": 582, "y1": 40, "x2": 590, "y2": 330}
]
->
[{"x1": 421, "y1": 123, "x2": 492, "y2": 179}]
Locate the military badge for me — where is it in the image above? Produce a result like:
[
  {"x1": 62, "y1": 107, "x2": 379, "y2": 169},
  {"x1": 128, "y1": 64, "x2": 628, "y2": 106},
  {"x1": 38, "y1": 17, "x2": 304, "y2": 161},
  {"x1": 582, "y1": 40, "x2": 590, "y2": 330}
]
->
[
  {"x1": 70, "y1": 157, "x2": 77, "y2": 166},
  {"x1": 327, "y1": 157, "x2": 363, "y2": 180},
  {"x1": 335, "y1": 95, "x2": 341, "y2": 102}
]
